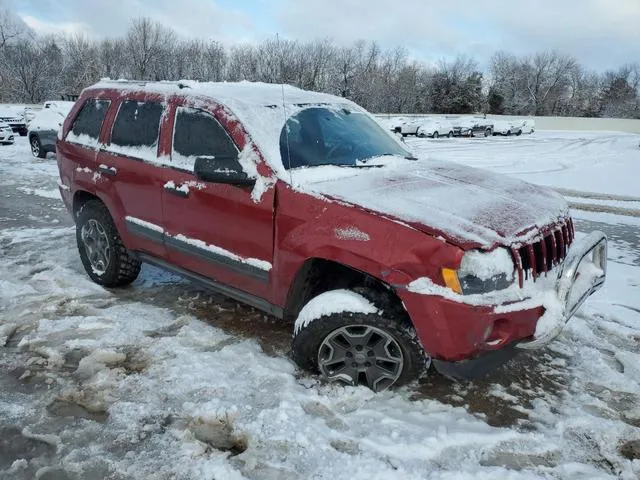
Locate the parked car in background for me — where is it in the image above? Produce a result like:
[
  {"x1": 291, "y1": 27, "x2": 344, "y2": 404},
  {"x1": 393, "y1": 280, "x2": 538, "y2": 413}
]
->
[
  {"x1": 521, "y1": 119, "x2": 535, "y2": 134},
  {"x1": 392, "y1": 117, "x2": 422, "y2": 136},
  {"x1": 28, "y1": 103, "x2": 74, "y2": 158},
  {"x1": 417, "y1": 118, "x2": 454, "y2": 138},
  {"x1": 56, "y1": 79, "x2": 607, "y2": 391},
  {"x1": 0, "y1": 106, "x2": 27, "y2": 136},
  {"x1": 451, "y1": 117, "x2": 475, "y2": 137},
  {"x1": 43, "y1": 100, "x2": 76, "y2": 111},
  {"x1": 452, "y1": 116, "x2": 493, "y2": 137},
  {"x1": 493, "y1": 119, "x2": 522, "y2": 136},
  {"x1": 0, "y1": 120, "x2": 14, "y2": 145}
]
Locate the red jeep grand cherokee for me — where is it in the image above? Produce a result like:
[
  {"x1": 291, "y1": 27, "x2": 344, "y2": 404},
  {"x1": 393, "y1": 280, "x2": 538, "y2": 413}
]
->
[{"x1": 56, "y1": 80, "x2": 607, "y2": 391}]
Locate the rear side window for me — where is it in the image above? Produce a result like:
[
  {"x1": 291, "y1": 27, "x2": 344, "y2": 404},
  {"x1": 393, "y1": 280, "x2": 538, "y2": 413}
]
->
[
  {"x1": 69, "y1": 99, "x2": 111, "y2": 144},
  {"x1": 172, "y1": 107, "x2": 238, "y2": 171},
  {"x1": 111, "y1": 100, "x2": 164, "y2": 149}
]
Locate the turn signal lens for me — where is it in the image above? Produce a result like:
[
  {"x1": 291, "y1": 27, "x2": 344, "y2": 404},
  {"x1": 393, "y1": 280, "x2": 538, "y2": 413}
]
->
[{"x1": 442, "y1": 268, "x2": 462, "y2": 294}]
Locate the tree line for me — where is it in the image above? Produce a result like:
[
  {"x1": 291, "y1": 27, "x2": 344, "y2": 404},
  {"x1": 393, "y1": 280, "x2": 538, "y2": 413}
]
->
[{"x1": 0, "y1": 12, "x2": 638, "y2": 118}]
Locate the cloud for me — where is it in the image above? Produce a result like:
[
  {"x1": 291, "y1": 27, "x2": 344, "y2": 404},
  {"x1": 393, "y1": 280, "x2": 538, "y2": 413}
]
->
[
  {"x1": 7, "y1": 0, "x2": 640, "y2": 70},
  {"x1": 12, "y1": 0, "x2": 260, "y2": 43},
  {"x1": 275, "y1": 0, "x2": 640, "y2": 70},
  {"x1": 20, "y1": 14, "x2": 88, "y2": 37}
]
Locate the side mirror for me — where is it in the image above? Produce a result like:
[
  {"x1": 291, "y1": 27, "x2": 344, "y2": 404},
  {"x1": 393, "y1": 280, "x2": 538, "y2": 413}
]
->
[{"x1": 194, "y1": 155, "x2": 255, "y2": 186}]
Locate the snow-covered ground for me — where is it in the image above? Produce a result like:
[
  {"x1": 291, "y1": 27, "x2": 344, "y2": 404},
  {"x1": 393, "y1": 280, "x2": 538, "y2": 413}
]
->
[{"x1": 1, "y1": 133, "x2": 639, "y2": 479}]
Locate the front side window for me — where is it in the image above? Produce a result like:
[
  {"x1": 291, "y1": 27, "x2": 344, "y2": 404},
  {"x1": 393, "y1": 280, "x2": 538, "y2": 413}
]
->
[
  {"x1": 172, "y1": 107, "x2": 239, "y2": 171},
  {"x1": 69, "y1": 99, "x2": 111, "y2": 144},
  {"x1": 111, "y1": 100, "x2": 164, "y2": 149},
  {"x1": 280, "y1": 107, "x2": 411, "y2": 169}
]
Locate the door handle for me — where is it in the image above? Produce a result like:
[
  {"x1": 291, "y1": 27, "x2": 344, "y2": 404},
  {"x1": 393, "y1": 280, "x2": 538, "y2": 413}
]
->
[
  {"x1": 164, "y1": 183, "x2": 189, "y2": 198},
  {"x1": 98, "y1": 165, "x2": 116, "y2": 176}
]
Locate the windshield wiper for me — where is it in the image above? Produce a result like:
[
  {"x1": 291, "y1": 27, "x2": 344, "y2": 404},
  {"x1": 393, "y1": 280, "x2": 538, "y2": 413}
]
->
[{"x1": 359, "y1": 153, "x2": 417, "y2": 163}]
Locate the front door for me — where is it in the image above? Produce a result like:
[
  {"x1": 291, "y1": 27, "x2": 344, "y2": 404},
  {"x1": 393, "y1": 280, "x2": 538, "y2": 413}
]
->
[{"x1": 161, "y1": 104, "x2": 275, "y2": 302}]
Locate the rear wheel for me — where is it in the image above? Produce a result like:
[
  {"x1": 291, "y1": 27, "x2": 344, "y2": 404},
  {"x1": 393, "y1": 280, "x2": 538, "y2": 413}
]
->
[
  {"x1": 76, "y1": 200, "x2": 141, "y2": 287},
  {"x1": 30, "y1": 135, "x2": 46, "y2": 158},
  {"x1": 432, "y1": 131, "x2": 439, "y2": 139},
  {"x1": 292, "y1": 289, "x2": 428, "y2": 392},
  {"x1": 485, "y1": 128, "x2": 492, "y2": 137},
  {"x1": 448, "y1": 131, "x2": 454, "y2": 138}
]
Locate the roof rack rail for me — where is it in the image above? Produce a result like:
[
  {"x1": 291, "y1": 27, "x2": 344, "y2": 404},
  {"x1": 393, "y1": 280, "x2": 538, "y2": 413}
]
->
[{"x1": 98, "y1": 78, "x2": 185, "y2": 86}]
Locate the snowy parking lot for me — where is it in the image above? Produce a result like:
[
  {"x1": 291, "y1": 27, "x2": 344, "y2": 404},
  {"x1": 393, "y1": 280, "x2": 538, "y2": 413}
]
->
[{"x1": 1, "y1": 132, "x2": 639, "y2": 479}]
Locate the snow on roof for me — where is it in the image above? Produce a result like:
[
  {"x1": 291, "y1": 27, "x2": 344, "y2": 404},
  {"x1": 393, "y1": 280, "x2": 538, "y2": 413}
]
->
[{"x1": 86, "y1": 79, "x2": 357, "y2": 175}]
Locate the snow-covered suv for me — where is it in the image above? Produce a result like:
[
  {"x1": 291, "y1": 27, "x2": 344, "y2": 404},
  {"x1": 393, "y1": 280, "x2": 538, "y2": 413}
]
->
[{"x1": 56, "y1": 80, "x2": 607, "y2": 391}]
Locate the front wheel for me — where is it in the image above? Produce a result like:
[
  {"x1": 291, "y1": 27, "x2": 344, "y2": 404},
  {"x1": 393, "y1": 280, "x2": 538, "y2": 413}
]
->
[
  {"x1": 292, "y1": 289, "x2": 428, "y2": 392},
  {"x1": 432, "y1": 131, "x2": 439, "y2": 139},
  {"x1": 76, "y1": 200, "x2": 141, "y2": 287},
  {"x1": 448, "y1": 131, "x2": 454, "y2": 138}
]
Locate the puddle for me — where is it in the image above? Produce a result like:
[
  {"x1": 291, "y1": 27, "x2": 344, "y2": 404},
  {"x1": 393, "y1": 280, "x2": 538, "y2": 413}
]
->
[{"x1": 47, "y1": 399, "x2": 109, "y2": 423}]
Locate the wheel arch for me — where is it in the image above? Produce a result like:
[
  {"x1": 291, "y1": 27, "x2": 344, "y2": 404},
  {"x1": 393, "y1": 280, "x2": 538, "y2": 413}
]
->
[
  {"x1": 73, "y1": 189, "x2": 102, "y2": 218},
  {"x1": 283, "y1": 257, "x2": 410, "y2": 325},
  {"x1": 71, "y1": 189, "x2": 130, "y2": 247}
]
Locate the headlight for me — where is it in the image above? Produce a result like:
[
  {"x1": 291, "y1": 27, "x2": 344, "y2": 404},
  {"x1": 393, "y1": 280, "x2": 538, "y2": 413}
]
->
[{"x1": 442, "y1": 248, "x2": 515, "y2": 294}]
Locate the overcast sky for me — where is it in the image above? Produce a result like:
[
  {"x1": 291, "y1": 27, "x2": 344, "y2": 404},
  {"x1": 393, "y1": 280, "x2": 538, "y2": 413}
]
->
[{"x1": 6, "y1": 0, "x2": 640, "y2": 71}]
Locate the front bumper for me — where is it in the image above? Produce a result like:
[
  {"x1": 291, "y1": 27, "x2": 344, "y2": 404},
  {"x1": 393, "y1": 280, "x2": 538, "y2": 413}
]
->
[{"x1": 401, "y1": 231, "x2": 607, "y2": 368}]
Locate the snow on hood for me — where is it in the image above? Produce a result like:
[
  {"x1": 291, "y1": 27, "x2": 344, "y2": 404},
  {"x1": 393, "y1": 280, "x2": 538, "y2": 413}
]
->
[{"x1": 291, "y1": 157, "x2": 569, "y2": 248}]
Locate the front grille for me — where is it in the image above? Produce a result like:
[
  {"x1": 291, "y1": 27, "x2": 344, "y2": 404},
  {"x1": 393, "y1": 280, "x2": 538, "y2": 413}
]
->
[{"x1": 511, "y1": 218, "x2": 574, "y2": 286}]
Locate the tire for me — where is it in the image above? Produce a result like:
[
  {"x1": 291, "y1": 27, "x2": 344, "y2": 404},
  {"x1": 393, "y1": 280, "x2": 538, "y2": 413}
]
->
[
  {"x1": 292, "y1": 289, "x2": 428, "y2": 392},
  {"x1": 432, "y1": 131, "x2": 439, "y2": 139},
  {"x1": 402, "y1": 133, "x2": 408, "y2": 138},
  {"x1": 485, "y1": 128, "x2": 492, "y2": 137},
  {"x1": 76, "y1": 200, "x2": 141, "y2": 287},
  {"x1": 30, "y1": 135, "x2": 46, "y2": 158},
  {"x1": 506, "y1": 130, "x2": 512, "y2": 136},
  {"x1": 516, "y1": 130, "x2": 522, "y2": 136},
  {"x1": 448, "y1": 131, "x2": 454, "y2": 138}
]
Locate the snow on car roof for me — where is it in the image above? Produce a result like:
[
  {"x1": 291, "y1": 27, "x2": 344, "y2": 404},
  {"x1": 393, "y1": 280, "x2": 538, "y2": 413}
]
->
[{"x1": 85, "y1": 79, "x2": 363, "y2": 175}]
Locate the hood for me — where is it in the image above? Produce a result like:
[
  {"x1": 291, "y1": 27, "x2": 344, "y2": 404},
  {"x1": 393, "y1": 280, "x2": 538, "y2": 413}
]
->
[{"x1": 292, "y1": 157, "x2": 569, "y2": 248}]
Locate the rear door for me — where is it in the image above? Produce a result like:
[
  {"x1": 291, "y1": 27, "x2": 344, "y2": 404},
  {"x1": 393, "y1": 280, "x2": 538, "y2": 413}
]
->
[
  {"x1": 95, "y1": 95, "x2": 169, "y2": 258},
  {"x1": 161, "y1": 103, "x2": 275, "y2": 301}
]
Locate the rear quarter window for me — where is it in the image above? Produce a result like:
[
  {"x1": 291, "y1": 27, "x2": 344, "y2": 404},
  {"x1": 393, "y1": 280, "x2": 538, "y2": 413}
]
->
[{"x1": 67, "y1": 99, "x2": 111, "y2": 147}]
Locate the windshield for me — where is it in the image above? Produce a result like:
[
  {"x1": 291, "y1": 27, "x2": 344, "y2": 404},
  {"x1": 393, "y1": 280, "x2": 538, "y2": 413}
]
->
[{"x1": 279, "y1": 106, "x2": 411, "y2": 169}]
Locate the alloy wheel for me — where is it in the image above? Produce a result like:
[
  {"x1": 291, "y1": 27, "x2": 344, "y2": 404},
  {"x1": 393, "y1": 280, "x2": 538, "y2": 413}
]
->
[
  {"x1": 80, "y1": 219, "x2": 111, "y2": 275},
  {"x1": 31, "y1": 138, "x2": 40, "y2": 157},
  {"x1": 317, "y1": 325, "x2": 404, "y2": 392}
]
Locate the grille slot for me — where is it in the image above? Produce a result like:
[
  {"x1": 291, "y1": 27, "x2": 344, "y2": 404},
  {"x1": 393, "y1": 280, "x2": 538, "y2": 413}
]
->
[{"x1": 511, "y1": 219, "x2": 574, "y2": 285}]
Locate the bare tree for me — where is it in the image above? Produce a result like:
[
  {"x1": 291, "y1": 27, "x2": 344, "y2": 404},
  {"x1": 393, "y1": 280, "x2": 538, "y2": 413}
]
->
[
  {"x1": 0, "y1": 12, "x2": 637, "y2": 118},
  {"x1": 125, "y1": 17, "x2": 176, "y2": 80},
  {"x1": 0, "y1": 9, "x2": 28, "y2": 49}
]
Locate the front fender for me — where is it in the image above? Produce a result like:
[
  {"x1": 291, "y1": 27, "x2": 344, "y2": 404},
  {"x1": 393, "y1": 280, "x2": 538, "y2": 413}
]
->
[{"x1": 272, "y1": 184, "x2": 463, "y2": 307}]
